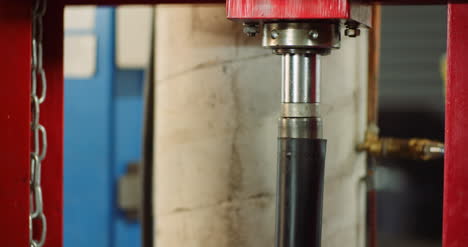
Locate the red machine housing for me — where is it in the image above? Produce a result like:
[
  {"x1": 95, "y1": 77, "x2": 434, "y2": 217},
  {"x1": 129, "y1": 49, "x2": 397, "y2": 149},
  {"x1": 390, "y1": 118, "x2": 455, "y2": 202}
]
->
[{"x1": 226, "y1": 0, "x2": 372, "y2": 25}]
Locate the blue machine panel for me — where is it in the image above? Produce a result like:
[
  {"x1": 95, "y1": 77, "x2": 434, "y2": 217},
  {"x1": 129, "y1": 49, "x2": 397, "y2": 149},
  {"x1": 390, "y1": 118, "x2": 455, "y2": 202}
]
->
[{"x1": 64, "y1": 7, "x2": 142, "y2": 247}]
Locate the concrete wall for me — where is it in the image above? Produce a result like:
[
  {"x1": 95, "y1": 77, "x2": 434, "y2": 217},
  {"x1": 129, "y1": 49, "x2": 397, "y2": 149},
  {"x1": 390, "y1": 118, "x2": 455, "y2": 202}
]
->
[{"x1": 153, "y1": 4, "x2": 368, "y2": 247}]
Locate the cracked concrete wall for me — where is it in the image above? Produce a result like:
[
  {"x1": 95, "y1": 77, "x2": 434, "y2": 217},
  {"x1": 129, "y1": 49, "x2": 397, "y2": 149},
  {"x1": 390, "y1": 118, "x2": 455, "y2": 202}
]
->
[{"x1": 153, "y1": 4, "x2": 368, "y2": 247}]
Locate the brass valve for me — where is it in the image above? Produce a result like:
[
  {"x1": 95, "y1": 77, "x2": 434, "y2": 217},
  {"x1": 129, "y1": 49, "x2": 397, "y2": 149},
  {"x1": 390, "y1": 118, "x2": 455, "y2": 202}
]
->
[{"x1": 358, "y1": 127, "x2": 445, "y2": 161}]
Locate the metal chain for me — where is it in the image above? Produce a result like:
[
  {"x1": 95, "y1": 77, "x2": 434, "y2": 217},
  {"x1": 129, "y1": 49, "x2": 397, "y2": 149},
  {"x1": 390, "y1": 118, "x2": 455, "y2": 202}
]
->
[{"x1": 30, "y1": 0, "x2": 48, "y2": 246}]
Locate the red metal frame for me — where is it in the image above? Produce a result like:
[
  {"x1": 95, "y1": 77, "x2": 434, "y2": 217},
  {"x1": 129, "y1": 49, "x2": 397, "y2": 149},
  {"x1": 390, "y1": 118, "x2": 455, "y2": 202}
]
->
[
  {"x1": 0, "y1": 0, "x2": 467, "y2": 246},
  {"x1": 63, "y1": 0, "x2": 222, "y2": 4},
  {"x1": 0, "y1": 2, "x2": 32, "y2": 246},
  {"x1": 0, "y1": 1, "x2": 64, "y2": 245},
  {"x1": 443, "y1": 4, "x2": 468, "y2": 247}
]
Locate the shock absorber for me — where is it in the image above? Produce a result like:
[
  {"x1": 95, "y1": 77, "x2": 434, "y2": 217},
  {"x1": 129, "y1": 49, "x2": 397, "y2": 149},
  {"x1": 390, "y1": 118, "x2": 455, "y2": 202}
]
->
[{"x1": 262, "y1": 22, "x2": 340, "y2": 247}]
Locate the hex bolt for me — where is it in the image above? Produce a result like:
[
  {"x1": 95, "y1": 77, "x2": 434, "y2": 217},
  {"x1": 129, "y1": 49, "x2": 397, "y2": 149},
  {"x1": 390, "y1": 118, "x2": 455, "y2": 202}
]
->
[
  {"x1": 344, "y1": 28, "x2": 361, "y2": 38},
  {"x1": 344, "y1": 22, "x2": 361, "y2": 38},
  {"x1": 271, "y1": 30, "x2": 280, "y2": 39},
  {"x1": 309, "y1": 30, "x2": 319, "y2": 40},
  {"x1": 243, "y1": 23, "x2": 259, "y2": 37}
]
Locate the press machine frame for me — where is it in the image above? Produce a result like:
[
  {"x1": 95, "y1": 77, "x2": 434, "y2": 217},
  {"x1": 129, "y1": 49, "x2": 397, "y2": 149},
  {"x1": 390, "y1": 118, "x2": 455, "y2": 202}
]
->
[{"x1": 0, "y1": 0, "x2": 466, "y2": 246}]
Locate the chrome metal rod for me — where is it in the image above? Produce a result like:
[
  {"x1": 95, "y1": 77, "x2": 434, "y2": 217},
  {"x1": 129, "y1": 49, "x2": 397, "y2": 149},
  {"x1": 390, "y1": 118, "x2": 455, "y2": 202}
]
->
[
  {"x1": 277, "y1": 51, "x2": 325, "y2": 247},
  {"x1": 281, "y1": 54, "x2": 320, "y2": 104}
]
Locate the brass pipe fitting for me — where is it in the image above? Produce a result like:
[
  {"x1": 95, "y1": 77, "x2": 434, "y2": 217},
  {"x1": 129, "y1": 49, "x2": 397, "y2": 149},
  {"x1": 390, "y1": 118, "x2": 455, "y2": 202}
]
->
[{"x1": 358, "y1": 128, "x2": 444, "y2": 161}]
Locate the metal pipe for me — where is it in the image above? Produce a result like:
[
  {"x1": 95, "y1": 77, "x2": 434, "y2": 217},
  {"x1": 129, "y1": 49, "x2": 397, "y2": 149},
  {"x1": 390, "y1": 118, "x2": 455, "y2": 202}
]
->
[
  {"x1": 366, "y1": 6, "x2": 381, "y2": 247},
  {"x1": 358, "y1": 133, "x2": 445, "y2": 161},
  {"x1": 276, "y1": 138, "x2": 327, "y2": 247}
]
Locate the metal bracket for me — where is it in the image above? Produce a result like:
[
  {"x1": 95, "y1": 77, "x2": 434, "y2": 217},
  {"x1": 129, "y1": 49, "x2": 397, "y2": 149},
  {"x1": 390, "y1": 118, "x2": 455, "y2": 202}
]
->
[{"x1": 117, "y1": 162, "x2": 141, "y2": 221}]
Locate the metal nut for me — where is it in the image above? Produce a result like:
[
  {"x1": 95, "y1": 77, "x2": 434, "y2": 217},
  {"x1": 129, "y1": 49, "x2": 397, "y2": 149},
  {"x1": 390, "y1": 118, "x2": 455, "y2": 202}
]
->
[
  {"x1": 344, "y1": 28, "x2": 361, "y2": 38},
  {"x1": 243, "y1": 23, "x2": 259, "y2": 37}
]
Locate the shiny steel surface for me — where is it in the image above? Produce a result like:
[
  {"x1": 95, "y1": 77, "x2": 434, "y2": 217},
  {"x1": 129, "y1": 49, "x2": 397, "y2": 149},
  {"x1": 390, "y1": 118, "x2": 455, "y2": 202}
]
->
[
  {"x1": 281, "y1": 103, "x2": 320, "y2": 118},
  {"x1": 282, "y1": 54, "x2": 320, "y2": 104},
  {"x1": 278, "y1": 118, "x2": 323, "y2": 139},
  {"x1": 263, "y1": 22, "x2": 340, "y2": 52}
]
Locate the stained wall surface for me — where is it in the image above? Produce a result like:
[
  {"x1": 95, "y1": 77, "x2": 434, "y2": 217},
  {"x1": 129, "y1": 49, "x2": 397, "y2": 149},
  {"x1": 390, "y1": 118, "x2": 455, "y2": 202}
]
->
[{"x1": 153, "y1": 4, "x2": 368, "y2": 247}]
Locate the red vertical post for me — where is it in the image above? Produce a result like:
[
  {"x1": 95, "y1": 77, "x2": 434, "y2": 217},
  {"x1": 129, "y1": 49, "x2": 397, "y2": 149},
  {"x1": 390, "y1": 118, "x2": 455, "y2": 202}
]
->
[
  {"x1": 0, "y1": 1, "x2": 64, "y2": 245},
  {"x1": 0, "y1": 1, "x2": 32, "y2": 245},
  {"x1": 41, "y1": 4, "x2": 64, "y2": 247},
  {"x1": 444, "y1": 3, "x2": 468, "y2": 247}
]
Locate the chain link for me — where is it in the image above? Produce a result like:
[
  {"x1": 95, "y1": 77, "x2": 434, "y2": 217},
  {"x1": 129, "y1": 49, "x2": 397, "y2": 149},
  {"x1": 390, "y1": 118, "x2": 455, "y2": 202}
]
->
[{"x1": 30, "y1": 0, "x2": 48, "y2": 246}]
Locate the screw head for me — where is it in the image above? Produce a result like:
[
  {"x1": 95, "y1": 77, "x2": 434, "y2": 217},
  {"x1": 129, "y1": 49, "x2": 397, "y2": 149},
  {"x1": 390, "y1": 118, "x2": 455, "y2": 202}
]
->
[
  {"x1": 309, "y1": 30, "x2": 319, "y2": 40},
  {"x1": 271, "y1": 30, "x2": 280, "y2": 39}
]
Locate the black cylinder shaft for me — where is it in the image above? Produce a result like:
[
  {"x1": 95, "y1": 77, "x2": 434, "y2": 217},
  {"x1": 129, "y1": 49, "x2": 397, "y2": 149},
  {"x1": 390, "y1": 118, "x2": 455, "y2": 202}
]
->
[{"x1": 276, "y1": 138, "x2": 327, "y2": 247}]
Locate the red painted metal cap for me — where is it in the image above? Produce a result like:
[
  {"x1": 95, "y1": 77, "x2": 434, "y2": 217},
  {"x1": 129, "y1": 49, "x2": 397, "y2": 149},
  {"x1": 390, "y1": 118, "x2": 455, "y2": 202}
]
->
[{"x1": 226, "y1": 0, "x2": 371, "y2": 26}]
